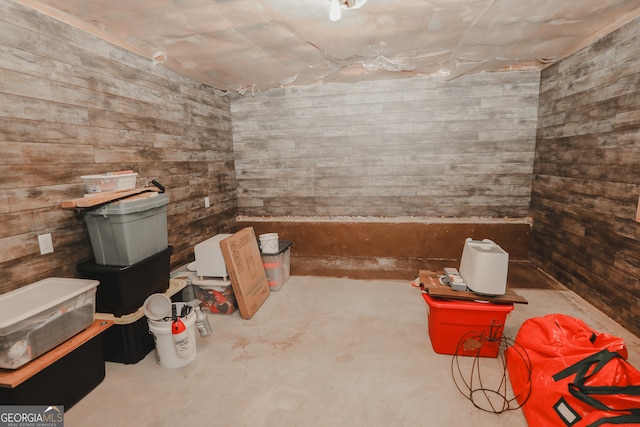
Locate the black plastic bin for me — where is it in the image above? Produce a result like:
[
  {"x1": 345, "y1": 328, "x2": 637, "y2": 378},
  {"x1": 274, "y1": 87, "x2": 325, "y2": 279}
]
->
[
  {"x1": 77, "y1": 246, "x2": 172, "y2": 317},
  {"x1": 0, "y1": 330, "x2": 105, "y2": 409},
  {"x1": 100, "y1": 309, "x2": 155, "y2": 364}
]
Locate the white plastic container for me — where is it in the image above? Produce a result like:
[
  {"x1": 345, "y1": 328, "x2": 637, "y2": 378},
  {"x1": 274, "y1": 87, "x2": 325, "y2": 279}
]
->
[
  {"x1": 258, "y1": 233, "x2": 279, "y2": 254},
  {"x1": 194, "y1": 234, "x2": 232, "y2": 278},
  {"x1": 147, "y1": 302, "x2": 197, "y2": 368},
  {"x1": 0, "y1": 278, "x2": 98, "y2": 369},
  {"x1": 261, "y1": 241, "x2": 291, "y2": 292},
  {"x1": 81, "y1": 172, "x2": 138, "y2": 193},
  {"x1": 188, "y1": 278, "x2": 237, "y2": 315},
  {"x1": 459, "y1": 238, "x2": 509, "y2": 296}
]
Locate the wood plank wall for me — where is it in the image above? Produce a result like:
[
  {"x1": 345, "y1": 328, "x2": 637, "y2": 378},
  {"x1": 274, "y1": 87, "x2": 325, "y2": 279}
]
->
[
  {"x1": 530, "y1": 16, "x2": 640, "y2": 337},
  {"x1": 0, "y1": 2, "x2": 237, "y2": 294},
  {"x1": 230, "y1": 72, "x2": 540, "y2": 218}
]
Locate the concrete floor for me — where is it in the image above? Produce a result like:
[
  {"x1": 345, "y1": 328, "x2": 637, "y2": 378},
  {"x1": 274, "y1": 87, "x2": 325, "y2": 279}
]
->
[{"x1": 66, "y1": 276, "x2": 640, "y2": 427}]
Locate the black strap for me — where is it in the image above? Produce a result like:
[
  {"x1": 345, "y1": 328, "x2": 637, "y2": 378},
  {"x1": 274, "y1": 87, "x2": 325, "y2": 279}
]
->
[
  {"x1": 552, "y1": 349, "x2": 640, "y2": 425},
  {"x1": 568, "y1": 383, "x2": 640, "y2": 414},
  {"x1": 553, "y1": 349, "x2": 621, "y2": 383}
]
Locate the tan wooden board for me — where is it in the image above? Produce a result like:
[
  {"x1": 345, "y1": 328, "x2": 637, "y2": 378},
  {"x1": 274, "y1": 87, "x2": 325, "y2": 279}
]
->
[
  {"x1": 418, "y1": 270, "x2": 528, "y2": 304},
  {"x1": 61, "y1": 187, "x2": 160, "y2": 208},
  {"x1": 0, "y1": 320, "x2": 113, "y2": 388}
]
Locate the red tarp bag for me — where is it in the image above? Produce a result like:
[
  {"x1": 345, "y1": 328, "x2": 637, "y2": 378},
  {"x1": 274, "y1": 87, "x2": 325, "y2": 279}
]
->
[{"x1": 506, "y1": 313, "x2": 640, "y2": 426}]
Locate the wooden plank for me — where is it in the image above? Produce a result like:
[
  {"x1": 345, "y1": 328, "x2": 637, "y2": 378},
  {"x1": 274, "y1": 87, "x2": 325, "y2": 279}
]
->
[
  {"x1": 426, "y1": 285, "x2": 529, "y2": 304},
  {"x1": 418, "y1": 270, "x2": 528, "y2": 304},
  {"x1": 0, "y1": 320, "x2": 113, "y2": 388},
  {"x1": 60, "y1": 186, "x2": 160, "y2": 208}
]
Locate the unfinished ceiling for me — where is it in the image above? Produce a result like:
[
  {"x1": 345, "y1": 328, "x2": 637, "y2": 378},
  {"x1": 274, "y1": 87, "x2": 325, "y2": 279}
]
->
[{"x1": 17, "y1": 0, "x2": 640, "y2": 94}]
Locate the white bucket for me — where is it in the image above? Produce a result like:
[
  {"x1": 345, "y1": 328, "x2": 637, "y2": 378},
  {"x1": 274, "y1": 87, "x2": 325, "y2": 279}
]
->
[
  {"x1": 259, "y1": 233, "x2": 279, "y2": 254},
  {"x1": 147, "y1": 302, "x2": 197, "y2": 368}
]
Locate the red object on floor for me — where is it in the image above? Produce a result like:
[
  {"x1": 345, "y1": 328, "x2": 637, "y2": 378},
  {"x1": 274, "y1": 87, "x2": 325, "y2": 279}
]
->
[
  {"x1": 422, "y1": 293, "x2": 514, "y2": 357},
  {"x1": 507, "y1": 314, "x2": 640, "y2": 426}
]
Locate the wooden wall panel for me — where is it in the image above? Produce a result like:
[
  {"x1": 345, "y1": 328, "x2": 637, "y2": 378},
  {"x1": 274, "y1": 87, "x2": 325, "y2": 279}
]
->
[
  {"x1": 530, "y1": 16, "x2": 640, "y2": 337},
  {"x1": 230, "y1": 72, "x2": 540, "y2": 218},
  {"x1": 0, "y1": 2, "x2": 236, "y2": 294}
]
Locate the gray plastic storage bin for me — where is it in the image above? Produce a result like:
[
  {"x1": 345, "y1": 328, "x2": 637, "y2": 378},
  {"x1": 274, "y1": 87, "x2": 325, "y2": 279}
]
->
[{"x1": 84, "y1": 193, "x2": 169, "y2": 266}]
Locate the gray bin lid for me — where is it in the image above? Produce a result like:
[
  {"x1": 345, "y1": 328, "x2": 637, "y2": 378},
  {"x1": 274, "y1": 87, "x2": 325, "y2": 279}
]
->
[{"x1": 86, "y1": 193, "x2": 169, "y2": 216}]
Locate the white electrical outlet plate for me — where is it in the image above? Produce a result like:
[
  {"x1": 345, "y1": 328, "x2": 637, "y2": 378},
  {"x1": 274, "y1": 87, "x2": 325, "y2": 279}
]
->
[
  {"x1": 38, "y1": 233, "x2": 54, "y2": 255},
  {"x1": 204, "y1": 196, "x2": 210, "y2": 208}
]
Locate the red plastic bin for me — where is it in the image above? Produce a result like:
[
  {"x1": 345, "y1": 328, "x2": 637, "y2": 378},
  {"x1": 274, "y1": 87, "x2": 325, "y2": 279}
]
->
[{"x1": 422, "y1": 293, "x2": 514, "y2": 357}]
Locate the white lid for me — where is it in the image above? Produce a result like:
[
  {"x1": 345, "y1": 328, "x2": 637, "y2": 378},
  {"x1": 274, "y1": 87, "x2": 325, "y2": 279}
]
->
[
  {"x1": 191, "y1": 278, "x2": 232, "y2": 291},
  {"x1": 143, "y1": 293, "x2": 172, "y2": 320},
  {"x1": 259, "y1": 233, "x2": 279, "y2": 239},
  {"x1": 80, "y1": 172, "x2": 138, "y2": 179},
  {"x1": 0, "y1": 278, "x2": 99, "y2": 332}
]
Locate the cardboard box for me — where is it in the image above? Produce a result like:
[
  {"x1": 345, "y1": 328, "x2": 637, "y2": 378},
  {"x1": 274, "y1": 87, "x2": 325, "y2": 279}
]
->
[{"x1": 219, "y1": 228, "x2": 270, "y2": 319}]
